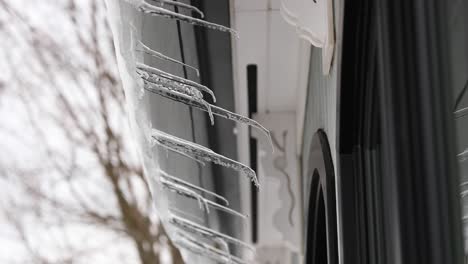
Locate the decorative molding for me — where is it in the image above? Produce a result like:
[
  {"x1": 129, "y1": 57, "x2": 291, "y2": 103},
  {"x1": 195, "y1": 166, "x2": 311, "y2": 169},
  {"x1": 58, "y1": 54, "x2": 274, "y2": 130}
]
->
[{"x1": 279, "y1": 0, "x2": 335, "y2": 74}]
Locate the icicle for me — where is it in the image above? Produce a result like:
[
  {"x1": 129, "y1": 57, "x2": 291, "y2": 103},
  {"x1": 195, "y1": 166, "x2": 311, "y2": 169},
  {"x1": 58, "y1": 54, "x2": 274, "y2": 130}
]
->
[
  {"x1": 169, "y1": 207, "x2": 205, "y2": 223},
  {"x1": 159, "y1": 170, "x2": 229, "y2": 205},
  {"x1": 156, "y1": 139, "x2": 207, "y2": 165},
  {"x1": 148, "y1": 0, "x2": 205, "y2": 18},
  {"x1": 458, "y1": 149, "x2": 468, "y2": 162},
  {"x1": 463, "y1": 215, "x2": 468, "y2": 223},
  {"x1": 138, "y1": 69, "x2": 202, "y2": 99},
  {"x1": 144, "y1": 81, "x2": 272, "y2": 146},
  {"x1": 205, "y1": 200, "x2": 248, "y2": 219},
  {"x1": 461, "y1": 190, "x2": 468, "y2": 198},
  {"x1": 152, "y1": 129, "x2": 260, "y2": 187},
  {"x1": 176, "y1": 242, "x2": 244, "y2": 264},
  {"x1": 141, "y1": 77, "x2": 215, "y2": 124},
  {"x1": 454, "y1": 106, "x2": 468, "y2": 119},
  {"x1": 169, "y1": 214, "x2": 255, "y2": 252},
  {"x1": 136, "y1": 1, "x2": 238, "y2": 37},
  {"x1": 173, "y1": 233, "x2": 247, "y2": 264},
  {"x1": 136, "y1": 40, "x2": 200, "y2": 76},
  {"x1": 142, "y1": 79, "x2": 215, "y2": 124},
  {"x1": 161, "y1": 177, "x2": 211, "y2": 212},
  {"x1": 162, "y1": 179, "x2": 247, "y2": 219},
  {"x1": 137, "y1": 62, "x2": 216, "y2": 102},
  {"x1": 174, "y1": 240, "x2": 229, "y2": 264},
  {"x1": 214, "y1": 237, "x2": 233, "y2": 264}
]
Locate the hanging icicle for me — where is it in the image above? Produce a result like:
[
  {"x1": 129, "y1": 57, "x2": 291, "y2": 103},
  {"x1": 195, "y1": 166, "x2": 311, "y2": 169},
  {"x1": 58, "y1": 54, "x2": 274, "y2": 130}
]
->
[
  {"x1": 139, "y1": 72, "x2": 203, "y2": 99},
  {"x1": 108, "y1": 2, "x2": 271, "y2": 262},
  {"x1": 159, "y1": 170, "x2": 229, "y2": 205},
  {"x1": 454, "y1": 107, "x2": 468, "y2": 119},
  {"x1": 173, "y1": 232, "x2": 245, "y2": 264},
  {"x1": 458, "y1": 149, "x2": 468, "y2": 162},
  {"x1": 174, "y1": 238, "x2": 244, "y2": 264},
  {"x1": 135, "y1": 1, "x2": 238, "y2": 36},
  {"x1": 169, "y1": 214, "x2": 255, "y2": 251},
  {"x1": 141, "y1": 77, "x2": 271, "y2": 144},
  {"x1": 161, "y1": 177, "x2": 248, "y2": 219},
  {"x1": 152, "y1": 129, "x2": 260, "y2": 187},
  {"x1": 137, "y1": 62, "x2": 215, "y2": 102},
  {"x1": 136, "y1": 40, "x2": 200, "y2": 76},
  {"x1": 141, "y1": 78, "x2": 215, "y2": 124},
  {"x1": 148, "y1": 0, "x2": 205, "y2": 18},
  {"x1": 161, "y1": 177, "x2": 210, "y2": 212}
]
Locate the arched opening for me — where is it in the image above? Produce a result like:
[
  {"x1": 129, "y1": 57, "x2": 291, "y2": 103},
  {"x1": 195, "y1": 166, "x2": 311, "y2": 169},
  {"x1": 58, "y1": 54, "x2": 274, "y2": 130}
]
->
[
  {"x1": 310, "y1": 181, "x2": 327, "y2": 263},
  {"x1": 304, "y1": 131, "x2": 338, "y2": 264}
]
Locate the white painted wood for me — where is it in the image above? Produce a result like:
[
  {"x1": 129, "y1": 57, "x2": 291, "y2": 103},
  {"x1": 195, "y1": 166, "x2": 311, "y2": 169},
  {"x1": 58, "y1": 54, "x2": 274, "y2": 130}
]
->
[
  {"x1": 266, "y1": 11, "x2": 300, "y2": 112},
  {"x1": 280, "y1": 0, "x2": 335, "y2": 74},
  {"x1": 254, "y1": 112, "x2": 302, "y2": 254},
  {"x1": 295, "y1": 40, "x2": 311, "y2": 156},
  {"x1": 231, "y1": 1, "x2": 312, "y2": 256}
]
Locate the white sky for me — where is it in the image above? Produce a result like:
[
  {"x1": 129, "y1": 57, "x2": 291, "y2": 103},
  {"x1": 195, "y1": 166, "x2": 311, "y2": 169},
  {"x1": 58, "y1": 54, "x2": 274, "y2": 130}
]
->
[{"x1": 0, "y1": 0, "x2": 158, "y2": 263}]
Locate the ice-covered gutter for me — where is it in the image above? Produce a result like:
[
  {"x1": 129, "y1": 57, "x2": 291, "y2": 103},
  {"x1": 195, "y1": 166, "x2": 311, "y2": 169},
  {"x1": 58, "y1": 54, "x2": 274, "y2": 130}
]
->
[{"x1": 105, "y1": 0, "x2": 271, "y2": 262}]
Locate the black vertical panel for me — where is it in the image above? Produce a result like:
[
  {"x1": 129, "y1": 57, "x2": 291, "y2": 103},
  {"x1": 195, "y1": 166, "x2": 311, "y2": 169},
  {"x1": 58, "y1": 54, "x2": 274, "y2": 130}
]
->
[
  {"x1": 338, "y1": 0, "x2": 379, "y2": 263},
  {"x1": 338, "y1": 0, "x2": 464, "y2": 263},
  {"x1": 247, "y1": 64, "x2": 258, "y2": 243},
  {"x1": 376, "y1": 0, "x2": 464, "y2": 263}
]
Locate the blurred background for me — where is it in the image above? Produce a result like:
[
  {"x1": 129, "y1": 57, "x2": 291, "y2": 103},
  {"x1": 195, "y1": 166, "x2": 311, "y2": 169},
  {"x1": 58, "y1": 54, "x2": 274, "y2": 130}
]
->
[{"x1": 0, "y1": 0, "x2": 183, "y2": 263}]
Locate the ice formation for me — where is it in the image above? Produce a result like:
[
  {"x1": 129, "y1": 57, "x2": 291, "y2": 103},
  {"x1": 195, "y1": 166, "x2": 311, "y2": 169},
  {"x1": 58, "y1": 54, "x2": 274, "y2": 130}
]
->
[
  {"x1": 147, "y1": 0, "x2": 205, "y2": 18},
  {"x1": 454, "y1": 106, "x2": 468, "y2": 119},
  {"x1": 137, "y1": 62, "x2": 215, "y2": 101},
  {"x1": 105, "y1": 0, "x2": 269, "y2": 262},
  {"x1": 136, "y1": 40, "x2": 200, "y2": 76},
  {"x1": 136, "y1": 1, "x2": 238, "y2": 36},
  {"x1": 169, "y1": 214, "x2": 255, "y2": 251},
  {"x1": 152, "y1": 129, "x2": 260, "y2": 187},
  {"x1": 173, "y1": 232, "x2": 246, "y2": 264},
  {"x1": 458, "y1": 149, "x2": 468, "y2": 162},
  {"x1": 161, "y1": 176, "x2": 247, "y2": 219},
  {"x1": 142, "y1": 78, "x2": 270, "y2": 140},
  {"x1": 161, "y1": 176, "x2": 211, "y2": 211},
  {"x1": 159, "y1": 170, "x2": 229, "y2": 205}
]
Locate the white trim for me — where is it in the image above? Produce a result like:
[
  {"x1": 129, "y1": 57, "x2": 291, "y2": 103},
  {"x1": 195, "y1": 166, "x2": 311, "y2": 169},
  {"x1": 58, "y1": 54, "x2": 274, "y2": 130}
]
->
[
  {"x1": 295, "y1": 40, "x2": 311, "y2": 156},
  {"x1": 279, "y1": 0, "x2": 335, "y2": 75}
]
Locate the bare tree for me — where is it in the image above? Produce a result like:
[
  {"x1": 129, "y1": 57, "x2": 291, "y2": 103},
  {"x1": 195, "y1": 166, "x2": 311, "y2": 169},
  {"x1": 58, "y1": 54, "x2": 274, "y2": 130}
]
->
[{"x1": 0, "y1": 0, "x2": 183, "y2": 263}]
